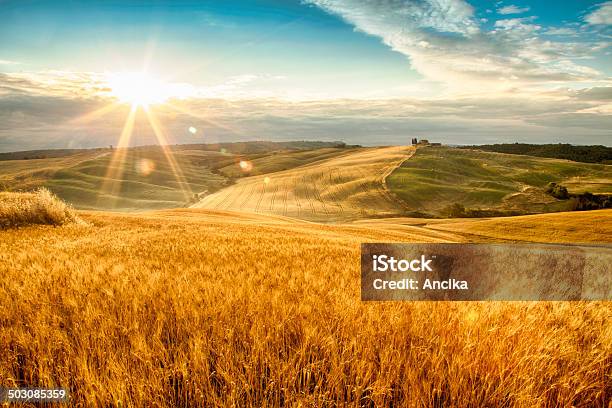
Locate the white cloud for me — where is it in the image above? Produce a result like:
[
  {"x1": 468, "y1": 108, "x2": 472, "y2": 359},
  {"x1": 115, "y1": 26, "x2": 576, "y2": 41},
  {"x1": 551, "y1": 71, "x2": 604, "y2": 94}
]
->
[
  {"x1": 498, "y1": 5, "x2": 530, "y2": 15},
  {"x1": 305, "y1": 0, "x2": 604, "y2": 91},
  {"x1": 494, "y1": 17, "x2": 540, "y2": 32},
  {"x1": 1, "y1": 71, "x2": 610, "y2": 151},
  {"x1": 585, "y1": 1, "x2": 612, "y2": 25},
  {"x1": 0, "y1": 59, "x2": 20, "y2": 65},
  {"x1": 544, "y1": 27, "x2": 578, "y2": 36}
]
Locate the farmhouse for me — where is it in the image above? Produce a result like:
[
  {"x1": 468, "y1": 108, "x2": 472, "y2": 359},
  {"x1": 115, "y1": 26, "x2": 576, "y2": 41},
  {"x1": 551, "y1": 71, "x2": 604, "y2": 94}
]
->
[{"x1": 411, "y1": 137, "x2": 441, "y2": 146}]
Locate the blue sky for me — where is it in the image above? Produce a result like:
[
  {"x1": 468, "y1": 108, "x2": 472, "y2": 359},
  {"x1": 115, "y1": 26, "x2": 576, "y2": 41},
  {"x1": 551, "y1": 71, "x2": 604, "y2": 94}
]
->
[
  {"x1": 0, "y1": 0, "x2": 610, "y2": 150},
  {"x1": 0, "y1": 0, "x2": 420, "y2": 96}
]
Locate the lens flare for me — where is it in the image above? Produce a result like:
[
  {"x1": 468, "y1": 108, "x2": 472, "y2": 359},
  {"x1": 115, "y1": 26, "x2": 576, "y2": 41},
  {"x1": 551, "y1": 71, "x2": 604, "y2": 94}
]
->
[
  {"x1": 188, "y1": 126, "x2": 197, "y2": 134},
  {"x1": 239, "y1": 160, "x2": 253, "y2": 172},
  {"x1": 137, "y1": 158, "x2": 156, "y2": 176},
  {"x1": 263, "y1": 177, "x2": 270, "y2": 185}
]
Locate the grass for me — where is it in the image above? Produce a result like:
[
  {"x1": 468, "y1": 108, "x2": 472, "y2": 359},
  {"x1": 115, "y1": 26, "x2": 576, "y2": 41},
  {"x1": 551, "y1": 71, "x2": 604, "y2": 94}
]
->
[
  {"x1": 0, "y1": 207, "x2": 610, "y2": 406},
  {"x1": 0, "y1": 188, "x2": 82, "y2": 229},
  {"x1": 387, "y1": 147, "x2": 612, "y2": 216}
]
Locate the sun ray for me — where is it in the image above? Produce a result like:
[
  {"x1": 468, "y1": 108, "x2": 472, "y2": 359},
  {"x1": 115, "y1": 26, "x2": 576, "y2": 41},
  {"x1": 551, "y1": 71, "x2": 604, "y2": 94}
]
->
[
  {"x1": 143, "y1": 106, "x2": 193, "y2": 202},
  {"x1": 97, "y1": 105, "x2": 138, "y2": 207}
]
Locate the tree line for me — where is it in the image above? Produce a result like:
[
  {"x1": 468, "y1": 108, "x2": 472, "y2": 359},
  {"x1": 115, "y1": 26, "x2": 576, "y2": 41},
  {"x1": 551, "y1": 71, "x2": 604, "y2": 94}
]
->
[{"x1": 459, "y1": 143, "x2": 612, "y2": 164}]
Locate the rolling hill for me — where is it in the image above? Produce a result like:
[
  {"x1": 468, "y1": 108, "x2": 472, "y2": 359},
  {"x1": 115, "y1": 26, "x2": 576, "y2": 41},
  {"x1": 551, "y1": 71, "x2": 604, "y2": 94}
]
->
[
  {"x1": 193, "y1": 146, "x2": 414, "y2": 221},
  {"x1": 2, "y1": 142, "x2": 610, "y2": 218},
  {"x1": 0, "y1": 142, "x2": 352, "y2": 211},
  {"x1": 387, "y1": 146, "x2": 612, "y2": 217}
]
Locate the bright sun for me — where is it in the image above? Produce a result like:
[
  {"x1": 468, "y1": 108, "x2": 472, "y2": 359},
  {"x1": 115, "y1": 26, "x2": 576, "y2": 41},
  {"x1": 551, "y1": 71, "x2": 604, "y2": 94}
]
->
[{"x1": 106, "y1": 72, "x2": 171, "y2": 106}]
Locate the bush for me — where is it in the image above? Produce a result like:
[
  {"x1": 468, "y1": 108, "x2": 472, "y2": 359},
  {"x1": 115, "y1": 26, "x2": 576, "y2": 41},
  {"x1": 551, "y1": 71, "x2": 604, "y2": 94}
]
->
[
  {"x1": 570, "y1": 193, "x2": 612, "y2": 211},
  {"x1": 443, "y1": 203, "x2": 525, "y2": 218},
  {"x1": 545, "y1": 182, "x2": 612, "y2": 211},
  {"x1": 0, "y1": 188, "x2": 83, "y2": 229},
  {"x1": 546, "y1": 182, "x2": 569, "y2": 199}
]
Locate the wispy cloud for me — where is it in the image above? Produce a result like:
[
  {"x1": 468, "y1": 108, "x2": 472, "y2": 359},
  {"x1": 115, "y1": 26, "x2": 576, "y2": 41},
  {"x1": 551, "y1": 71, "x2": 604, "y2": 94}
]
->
[
  {"x1": 305, "y1": 0, "x2": 606, "y2": 92},
  {"x1": 585, "y1": 1, "x2": 612, "y2": 25},
  {"x1": 544, "y1": 27, "x2": 578, "y2": 36},
  {"x1": 498, "y1": 5, "x2": 531, "y2": 15},
  {"x1": 0, "y1": 59, "x2": 21, "y2": 65}
]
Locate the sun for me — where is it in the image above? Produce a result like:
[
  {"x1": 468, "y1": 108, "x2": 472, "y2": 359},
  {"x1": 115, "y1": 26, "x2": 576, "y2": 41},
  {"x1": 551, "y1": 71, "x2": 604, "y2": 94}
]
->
[{"x1": 106, "y1": 72, "x2": 171, "y2": 107}]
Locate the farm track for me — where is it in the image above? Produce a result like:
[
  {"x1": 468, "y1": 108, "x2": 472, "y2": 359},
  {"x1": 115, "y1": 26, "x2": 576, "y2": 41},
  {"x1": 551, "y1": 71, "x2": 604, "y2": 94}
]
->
[
  {"x1": 222, "y1": 183, "x2": 247, "y2": 210},
  {"x1": 283, "y1": 182, "x2": 289, "y2": 216},
  {"x1": 269, "y1": 184, "x2": 278, "y2": 212},
  {"x1": 239, "y1": 182, "x2": 257, "y2": 210},
  {"x1": 326, "y1": 168, "x2": 344, "y2": 214},
  {"x1": 255, "y1": 183, "x2": 266, "y2": 213},
  {"x1": 193, "y1": 146, "x2": 414, "y2": 221}
]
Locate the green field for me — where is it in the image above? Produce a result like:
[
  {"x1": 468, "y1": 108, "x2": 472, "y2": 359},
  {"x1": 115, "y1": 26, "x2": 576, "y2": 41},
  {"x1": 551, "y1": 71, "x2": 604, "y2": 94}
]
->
[{"x1": 387, "y1": 146, "x2": 612, "y2": 216}]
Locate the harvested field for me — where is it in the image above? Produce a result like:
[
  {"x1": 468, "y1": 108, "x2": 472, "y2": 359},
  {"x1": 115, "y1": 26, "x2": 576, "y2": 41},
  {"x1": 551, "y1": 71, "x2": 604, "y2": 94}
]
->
[{"x1": 193, "y1": 146, "x2": 414, "y2": 221}]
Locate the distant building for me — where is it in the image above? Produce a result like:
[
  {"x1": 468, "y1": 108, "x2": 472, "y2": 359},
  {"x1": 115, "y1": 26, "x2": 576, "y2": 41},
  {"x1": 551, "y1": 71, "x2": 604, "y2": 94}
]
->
[{"x1": 412, "y1": 138, "x2": 441, "y2": 146}]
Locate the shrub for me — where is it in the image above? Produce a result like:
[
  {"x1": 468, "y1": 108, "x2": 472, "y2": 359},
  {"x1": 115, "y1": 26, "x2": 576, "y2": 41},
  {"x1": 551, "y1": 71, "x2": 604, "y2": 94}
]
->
[
  {"x1": 545, "y1": 183, "x2": 612, "y2": 211},
  {"x1": 570, "y1": 192, "x2": 612, "y2": 211},
  {"x1": 0, "y1": 188, "x2": 82, "y2": 229},
  {"x1": 545, "y1": 182, "x2": 569, "y2": 199}
]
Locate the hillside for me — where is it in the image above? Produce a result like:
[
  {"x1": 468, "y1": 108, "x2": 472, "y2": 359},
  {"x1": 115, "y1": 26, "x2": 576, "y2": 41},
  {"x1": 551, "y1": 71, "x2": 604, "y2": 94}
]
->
[
  {"x1": 0, "y1": 142, "x2": 352, "y2": 211},
  {"x1": 1, "y1": 206, "x2": 610, "y2": 406},
  {"x1": 193, "y1": 146, "x2": 414, "y2": 221},
  {"x1": 3, "y1": 143, "x2": 610, "y2": 218},
  {"x1": 387, "y1": 146, "x2": 612, "y2": 217}
]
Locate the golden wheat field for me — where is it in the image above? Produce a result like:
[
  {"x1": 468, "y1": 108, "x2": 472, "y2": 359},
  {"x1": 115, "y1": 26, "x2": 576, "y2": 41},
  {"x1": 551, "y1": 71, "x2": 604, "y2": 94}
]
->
[
  {"x1": 1, "y1": 203, "x2": 611, "y2": 407},
  {"x1": 193, "y1": 146, "x2": 414, "y2": 221}
]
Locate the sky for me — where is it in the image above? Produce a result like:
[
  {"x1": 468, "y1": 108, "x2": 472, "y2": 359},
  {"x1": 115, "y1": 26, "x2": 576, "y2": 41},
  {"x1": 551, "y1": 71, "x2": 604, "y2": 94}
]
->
[{"x1": 0, "y1": 0, "x2": 611, "y2": 152}]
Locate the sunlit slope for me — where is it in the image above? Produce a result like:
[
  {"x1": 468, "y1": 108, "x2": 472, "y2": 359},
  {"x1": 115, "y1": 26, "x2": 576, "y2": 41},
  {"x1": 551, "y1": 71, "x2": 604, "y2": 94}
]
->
[
  {"x1": 428, "y1": 208, "x2": 612, "y2": 243},
  {"x1": 1, "y1": 208, "x2": 609, "y2": 406},
  {"x1": 0, "y1": 151, "x2": 103, "y2": 192},
  {"x1": 388, "y1": 146, "x2": 612, "y2": 216},
  {"x1": 0, "y1": 148, "x2": 232, "y2": 211},
  {"x1": 0, "y1": 144, "x2": 355, "y2": 212},
  {"x1": 217, "y1": 147, "x2": 356, "y2": 178},
  {"x1": 45, "y1": 149, "x2": 230, "y2": 211},
  {"x1": 193, "y1": 146, "x2": 414, "y2": 221}
]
